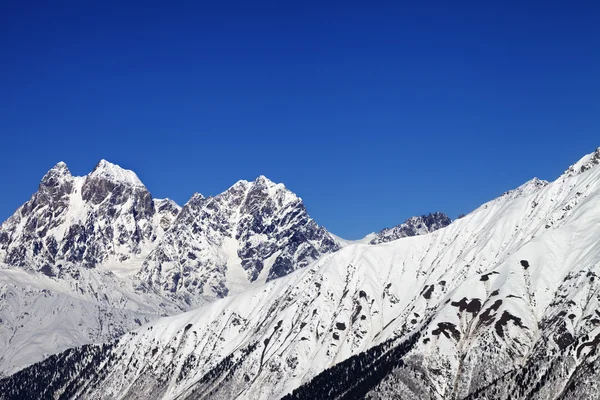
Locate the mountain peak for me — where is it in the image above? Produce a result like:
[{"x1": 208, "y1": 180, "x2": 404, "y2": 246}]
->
[
  {"x1": 253, "y1": 175, "x2": 275, "y2": 185},
  {"x1": 40, "y1": 161, "x2": 72, "y2": 188},
  {"x1": 53, "y1": 161, "x2": 68, "y2": 171},
  {"x1": 185, "y1": 192, "x2": 206, "y2": 206},
  {"x1": 563, "y1": 147, "x2": 600, "y2": 177},
  {"x1": 226, "y1": 176, "x2": 281, "y2": 194},
  {"x1": 88, "y1": 159, "x2": 144, "y2": 187},
  {"x1": 45, "y1": 161, "x2": 70, "y2": 176}
]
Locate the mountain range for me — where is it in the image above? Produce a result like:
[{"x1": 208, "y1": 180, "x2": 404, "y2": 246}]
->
[
  {"x1": 0, "y1": 160, "x2": 448, "y2": 379},
  {"x1": 3, "y1": 148, "x2": 600, "y2": 399}
]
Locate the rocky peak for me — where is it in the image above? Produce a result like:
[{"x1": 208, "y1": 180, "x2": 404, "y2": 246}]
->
[
  {"x1": 0, "y1": 160, "x2": 165, "y2": 274},
  {"x1": 36, "y1": 162, "x2": 75, "y2": 209},
  {"x1": 138, "y1": 176, "x2": 339, "y2": 303},
  {"x1": 410, "y1": 211, "x2": 451, "y2": 230},
  {"x1": 40, "y1": 161, "x2": 71, "y2": 186},
  {"x1": 253, "y1": 175, "x2": 276, "y2": 187},
  {"x1": 82, "y1": 161, "x2": 152, "y2": 217},
  {"x1": 88, "y1": 159, "x2": 144, "y2": 187},
  {"x1": 243, "y1": 177, "x2": 295, "y2": 213},
  {"x1": 370, "y1": 212, "x2": 451, "y2": 245},
  {"x1": 187, "y1": 192, "x2": 205, "y2": 204}
]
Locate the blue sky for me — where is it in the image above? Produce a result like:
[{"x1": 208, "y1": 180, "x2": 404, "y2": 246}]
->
[{"x1": 0, "y1": 1, "x2": 598, "y2": 239}]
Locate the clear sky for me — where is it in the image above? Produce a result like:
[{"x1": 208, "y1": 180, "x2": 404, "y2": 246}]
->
[{"x1": 1, "y1": 1, "x2": 598, "y2": 239}]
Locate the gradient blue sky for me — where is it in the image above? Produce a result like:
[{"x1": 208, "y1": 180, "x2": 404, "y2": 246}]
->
[{"x1": 1, "y1": 1, "x2": 598, "y2": 239}]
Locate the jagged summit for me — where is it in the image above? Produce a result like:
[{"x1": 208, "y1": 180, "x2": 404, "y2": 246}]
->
[
  {"x1": 39, "y1": 161, "x2": 73, "y2": 190},
  {"x1": 229, "y1": 175, "x2": 283, "y2": 190},
  {"x1": 137, "y1": 174, "x2": 337, "y2": 302},
  {"x1": 187, "y1": 192, "x2": 205, "y2": 203},
  {"x1": 88, "y1": 159, "x2": 144, "y2": 187},
  {"x1": 50, "y1": 161, "x2": 69, "y2": 173},
  {"x1": 41, "y1": 161, "x2": 71, "y2": 179},
  {"x1": 217, "y1": 175, "x2": 297, "y2": 212},
  {"x1": 38, "y1": 159, "x2": 144, "y2": 194},
  {"x1": 253, "y1": 174, "x2": 277, "y2": 186},
  {"x1": 0, "y1": 158, "x2": 168, "y2": 275}
]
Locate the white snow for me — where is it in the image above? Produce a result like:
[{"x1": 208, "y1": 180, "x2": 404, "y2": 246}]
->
[
  {"x1": 88, "y1": 159, "x2": 144, "y2": 187},
  {"x1": 330, "y1": 232, "x2": 377, "y2": 247}
]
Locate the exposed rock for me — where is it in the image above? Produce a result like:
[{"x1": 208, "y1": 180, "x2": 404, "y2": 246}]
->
[{"x1": 370, "y1": 212, "x2": 451, "y2": 244}]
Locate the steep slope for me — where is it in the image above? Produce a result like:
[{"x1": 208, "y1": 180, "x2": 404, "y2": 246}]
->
[
  {"x1": 136, "y1": 176, "x2": 340, "y2": 305},
  {"x1": 0, "y1": 265, "x2": 182, "y2": 378},
  {"x1": 369, "y1": 212, "x2": 451, "y2": 244},
  {"x1": 288, "y1": 155, "x2": 600, "y2": 400},
  {"x1": 5, "y1": 149, "x2": 600, "y2": 399}
]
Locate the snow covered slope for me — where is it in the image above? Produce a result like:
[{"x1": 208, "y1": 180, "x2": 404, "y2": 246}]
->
[
  {"x1": 4, "y1": 148, "x2": 600, "y2": 399},
  {"x1": 0, "y1": 264, "x2": 182, "y2": 378}
]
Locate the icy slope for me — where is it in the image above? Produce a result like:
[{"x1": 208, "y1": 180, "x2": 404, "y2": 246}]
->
[{"x1": 5, "y1": 149, "x2": 600, "y2": 399}]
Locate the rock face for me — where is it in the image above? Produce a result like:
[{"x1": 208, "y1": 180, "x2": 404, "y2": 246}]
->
[
  {"x1": 369, "y1": 212, "x2": 451, "y2": 244},
  {"x1": 0, "y1": 162, "x2": 337, "y2": 294},
  {"x1": 0, "y1": 160, "x2": 173, "y2": 277},
  {"x1": 4, "y1": 148, "x2": 600, "y2": 400},
  {"x1": 137, "y1": 176, "x2": 339, "y2": 304}
]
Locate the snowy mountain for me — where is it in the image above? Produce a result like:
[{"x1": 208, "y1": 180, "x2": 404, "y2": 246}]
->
[
  {"x1": 0, "y1": 162, "x2": 341, "y2": 376},
  {"x1": 3, "y1": 148, "x2": 600, "y2": 399},
  {"x1": 369, "y1": 212, "x2": 451, "y2": 245}
]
